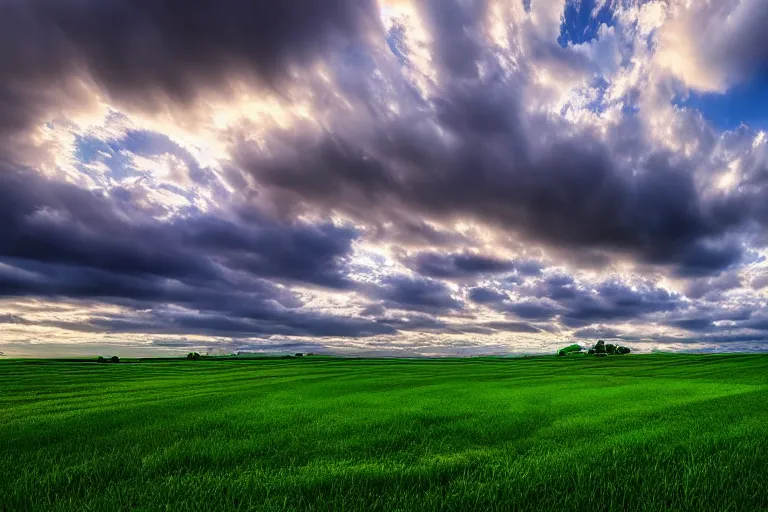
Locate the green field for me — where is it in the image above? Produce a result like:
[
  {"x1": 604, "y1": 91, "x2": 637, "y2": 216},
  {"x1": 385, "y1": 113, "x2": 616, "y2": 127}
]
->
[{"x1": 2, "y1": 354, "x2": 768, "y2": 511}]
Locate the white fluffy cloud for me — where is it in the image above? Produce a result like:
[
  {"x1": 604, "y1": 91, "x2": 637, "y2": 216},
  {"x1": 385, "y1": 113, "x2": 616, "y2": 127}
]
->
[{"x1": 656, "y1": 0, "x2": 768, "y2": 92}]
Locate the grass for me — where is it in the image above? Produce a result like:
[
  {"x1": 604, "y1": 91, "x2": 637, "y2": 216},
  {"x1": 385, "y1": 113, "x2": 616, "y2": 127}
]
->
[{"x1": 1, "y1": 353, "x2": 767, "y2": 511}]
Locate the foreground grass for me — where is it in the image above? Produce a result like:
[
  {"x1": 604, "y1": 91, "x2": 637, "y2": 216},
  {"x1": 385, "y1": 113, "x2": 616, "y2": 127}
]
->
[{"x1": 1, "y1": 354, "x2": 767, "y2": 511}]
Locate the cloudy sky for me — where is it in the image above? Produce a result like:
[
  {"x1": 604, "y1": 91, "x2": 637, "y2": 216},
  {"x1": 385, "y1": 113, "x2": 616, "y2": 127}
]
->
[{"x1": 3, "y1": 0, "x2": 768, "y2": 357}]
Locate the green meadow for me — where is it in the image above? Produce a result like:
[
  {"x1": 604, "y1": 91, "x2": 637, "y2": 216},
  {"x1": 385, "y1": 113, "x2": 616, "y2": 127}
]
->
[{"x1": 1, "y1": 354, "x2": 767, "y2": 511}]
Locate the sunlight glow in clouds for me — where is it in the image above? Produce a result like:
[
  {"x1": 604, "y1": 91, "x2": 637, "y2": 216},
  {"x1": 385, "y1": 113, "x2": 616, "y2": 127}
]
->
[{"x1": 2, "y1": 0, "x2": 768, "y2": 357}]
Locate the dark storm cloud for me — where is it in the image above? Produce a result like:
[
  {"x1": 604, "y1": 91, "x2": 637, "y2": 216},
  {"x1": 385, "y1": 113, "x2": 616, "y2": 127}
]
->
[
  {"x1": 418, "y1": 0, "x2": 488, "y2": 80},
  {"x1": 667, "y1": 318, "x2": 717, "y2": 332},
  {"x1": 684, "y1": 334, "x2": 768, "y2": 345},
  {"x1": 660, "y1": 301, "x2": 768, "y2": 336},
  {"x1": 525, "y1": 273, "x2": 578, "y2": 300},
  {"x1": 515, "y1": 260, "x2": 544, "y2": 277},
  {"x1": 0, "y1": 167, "x2": 359, "y2": 289},
  {"x1": 239, "y1": 0, "x2": 752, "y2": 279},
  {"x1": 371, "y1": 314, "x2": 541, "y2": 335},
  {"x1": 506, "y1": 300, "x2": 561, "y2": 320},
  {"x1": 0, "y1": 167, "x2": 394, "y2": 338},
  {"x1": 472, "y1": 275, "x2": 682, "y2": 328},
  {"x1": 409, "y1": 252, "x2": 516, "y2": 279},
  {"x1": 468, "y1": 287, "x2": 509, "y2": 304},
  {"x1": 671, "y1": 239, "x2": 744, "y2": 278},
  {"x1": 0, "y1": 257, "x2": 309, "y2": 323},
  {"x1": 0, "y1": 170, "x2": 215, "y2": 283},
  {"x1": 658, "y1": 302, "x2": 762, "y2": 338},
  {"x1": 558, "y1": 280, "x2": 681, "y2": 328},
  {"x1": 37, "y1": 307, "x2": 396, "y2": 339},
  {"x1": 371, "y1": 221, "x2": 471, "y2": 248},
  {"x1": 179, "y1": 215, "x2": 359, "y2": 289},
  {"x1": 0, "y1": 0, "x2": 380, "y2": 132},
  {"x1": 684, "y1": 271, "x2": 742, "y2": 300},
  {"x1": 743, "y1": 316, "x2": 768, "y2": 331},
  {"x1": 368, "y1": 275, "x2": 463, "y2": 314},
  {"x1": 0, "y1": 1, "x2": 763, "y2": 237},
  {"x1": 0, "y1": 264, "x2": 395, "y2": 339},
  {"x1": 375, "y1": 314, "x2": 450, "y2": 333}
]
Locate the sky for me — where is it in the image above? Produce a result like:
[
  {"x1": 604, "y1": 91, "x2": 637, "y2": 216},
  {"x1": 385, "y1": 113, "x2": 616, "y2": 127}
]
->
[{"x1": 3, "y1": 0, "x2": 768, "y2": 357}]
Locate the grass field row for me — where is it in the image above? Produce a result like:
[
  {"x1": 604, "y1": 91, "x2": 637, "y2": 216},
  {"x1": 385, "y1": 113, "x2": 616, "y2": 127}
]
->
[{"x1": 1, "y1": 354, "x2": 767, "y2": 511}]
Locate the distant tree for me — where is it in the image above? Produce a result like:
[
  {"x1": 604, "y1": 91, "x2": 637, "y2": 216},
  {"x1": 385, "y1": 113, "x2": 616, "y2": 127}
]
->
[
  {"x1": 97, "y1": 356, "x2": 106, "y2": 363},
  {"x1": 616, "y1": 346, "x2": 631, "y2": 355},
  {"x1": 595, "y1": 340, "x2": 606, "y2": 354},
  {"x1": 186, "y1": 352, "x2": 201, "y2": 360},
  {"x1": 556, "y1": 344, "x2": 582, "y2": 356},
  {"x1": 110, "y1": 356, "x2": 120, "y2": 364},
  {"x1": 587, "y1": 349, "x2": 596, "y2": 355},
  {"x1": 605, "y1": 343, "x2": 617, "y2": 355},
  {"x1": 295, "y1": 353, "x2": 305, "y2": 357}
]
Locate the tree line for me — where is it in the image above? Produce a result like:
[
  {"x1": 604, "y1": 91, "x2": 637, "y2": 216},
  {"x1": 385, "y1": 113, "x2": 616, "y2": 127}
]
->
[{"x1": 557, "y1": 340, "x2": 631, "y2": 357}]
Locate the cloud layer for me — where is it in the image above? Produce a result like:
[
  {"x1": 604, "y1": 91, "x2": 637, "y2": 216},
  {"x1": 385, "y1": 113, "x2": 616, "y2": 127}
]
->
[{"x1": 2, "y1": 0, "x2": 768, "y2": 356}]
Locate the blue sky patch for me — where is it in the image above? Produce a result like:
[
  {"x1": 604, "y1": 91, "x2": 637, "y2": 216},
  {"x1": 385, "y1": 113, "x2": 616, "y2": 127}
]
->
[
  {"x1": 558, "y1": 0, "x2": 615, "y2": 47},
  {"x1": 74, "y1": 133, "x2": 134, "y2": 181},
  {"x1": 386, "y1": 22, "x2": 410, "y2": 67},
  {"x1": 675, "y1": 75, "x2": 768, "y2": 131},
  {"x1": 74, "y1": 129, "x2": 203, "y2": 183}
]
